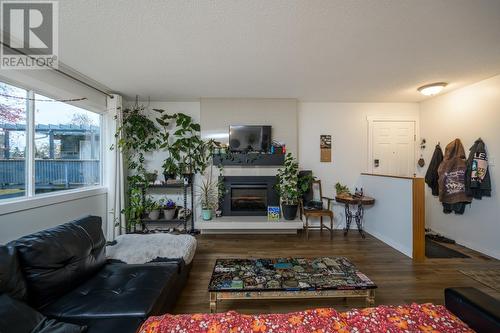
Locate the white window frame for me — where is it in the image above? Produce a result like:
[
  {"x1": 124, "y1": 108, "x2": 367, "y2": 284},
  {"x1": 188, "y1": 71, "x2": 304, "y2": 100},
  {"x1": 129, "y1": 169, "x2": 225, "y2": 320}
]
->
[{"x1": 0, "y1": 80, "x2": 105, "y2": 214}]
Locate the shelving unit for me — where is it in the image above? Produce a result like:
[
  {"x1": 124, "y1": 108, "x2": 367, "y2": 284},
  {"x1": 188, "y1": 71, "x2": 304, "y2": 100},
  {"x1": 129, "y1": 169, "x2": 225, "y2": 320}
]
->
[{"x1": 139, "y1": 179, "x2": 195, "y2": 234}]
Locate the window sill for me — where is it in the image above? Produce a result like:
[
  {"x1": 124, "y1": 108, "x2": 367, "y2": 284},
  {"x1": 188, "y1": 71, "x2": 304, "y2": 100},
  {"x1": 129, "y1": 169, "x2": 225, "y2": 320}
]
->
[{"x1": 0, "y1": 187, "x2": 108, "y2": 216}]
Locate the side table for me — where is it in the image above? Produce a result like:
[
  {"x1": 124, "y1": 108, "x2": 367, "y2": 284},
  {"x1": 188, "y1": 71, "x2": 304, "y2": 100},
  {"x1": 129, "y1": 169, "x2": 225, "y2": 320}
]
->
[{"x1": 335, "y1": 194, "x2": 375, "y2": 238}]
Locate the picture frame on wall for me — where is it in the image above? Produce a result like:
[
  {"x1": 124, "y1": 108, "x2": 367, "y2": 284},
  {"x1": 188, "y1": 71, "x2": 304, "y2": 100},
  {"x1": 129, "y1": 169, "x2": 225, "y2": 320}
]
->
[{"x1": 320, "y1": 135, "x2": 332, "y2": 162}]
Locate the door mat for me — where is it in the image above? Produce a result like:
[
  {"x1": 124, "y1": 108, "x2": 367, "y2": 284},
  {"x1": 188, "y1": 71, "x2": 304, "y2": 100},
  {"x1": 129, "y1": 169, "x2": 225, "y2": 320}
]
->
[
  {"x1": 459, "y1": 270, "x2": 500, "y2": 292},
  {"x1": 425, "y1": 239, "x2": 470, "y2": 259}
]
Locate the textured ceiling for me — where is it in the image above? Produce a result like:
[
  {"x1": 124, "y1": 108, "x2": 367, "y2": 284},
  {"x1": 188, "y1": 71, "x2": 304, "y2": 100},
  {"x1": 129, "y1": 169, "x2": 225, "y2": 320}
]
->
[{"x1": 59, "y1": 0, "x2": 500, "y2": 102}]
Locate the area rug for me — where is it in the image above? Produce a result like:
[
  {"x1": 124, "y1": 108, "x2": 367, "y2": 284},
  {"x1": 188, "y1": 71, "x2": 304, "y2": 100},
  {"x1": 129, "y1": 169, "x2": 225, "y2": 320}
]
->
[
  {"x1": 460, "y1": 269, "x2": 500, "y2": 292},
  {"x1": 138, "y1": 303, "x2": 473, "y2": 333},
  {"x1": 425, "y1": 239, "x2": 470, "y2": 259}
]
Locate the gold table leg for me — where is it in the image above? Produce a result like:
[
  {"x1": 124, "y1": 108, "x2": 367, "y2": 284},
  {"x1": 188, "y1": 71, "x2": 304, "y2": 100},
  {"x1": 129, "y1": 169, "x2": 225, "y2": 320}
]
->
[
  {"x1": 366, "y1": 289, "x2": 375, "y2": 307},
  {"x1": 209, "y1": 292, "x2": 217, "y2": 313}
]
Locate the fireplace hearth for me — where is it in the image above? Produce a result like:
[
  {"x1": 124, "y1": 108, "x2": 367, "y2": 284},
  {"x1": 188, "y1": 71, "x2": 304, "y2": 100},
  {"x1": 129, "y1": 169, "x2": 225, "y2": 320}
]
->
[{"x1": 221, "y1": 176, "x2": 279, "y2": 216}]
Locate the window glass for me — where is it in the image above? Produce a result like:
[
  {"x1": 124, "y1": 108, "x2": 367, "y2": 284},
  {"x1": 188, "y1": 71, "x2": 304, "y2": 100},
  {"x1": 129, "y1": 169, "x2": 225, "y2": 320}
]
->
[
  {"x1": 34, "y1": 94, "x2": 100, "y2": 194},
  {"x1": 0, "y1": 82, "x2": 27, "y2": 200}
]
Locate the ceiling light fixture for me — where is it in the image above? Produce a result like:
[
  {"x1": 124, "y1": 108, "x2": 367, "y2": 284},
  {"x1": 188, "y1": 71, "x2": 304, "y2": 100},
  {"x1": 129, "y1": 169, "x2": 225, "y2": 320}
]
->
[{"x1": 418, "y1": 82, "x2": 448, "y2": 96}]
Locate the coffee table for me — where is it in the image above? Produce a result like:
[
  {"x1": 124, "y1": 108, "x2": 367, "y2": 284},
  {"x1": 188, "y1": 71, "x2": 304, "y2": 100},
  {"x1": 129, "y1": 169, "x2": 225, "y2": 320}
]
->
[{"x1": 208, "y1": 257, "x2": 376, "y2": 313}]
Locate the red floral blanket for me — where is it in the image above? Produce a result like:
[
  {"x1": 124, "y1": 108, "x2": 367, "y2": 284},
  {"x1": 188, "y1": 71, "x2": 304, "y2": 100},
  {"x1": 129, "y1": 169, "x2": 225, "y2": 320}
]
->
[{"x1": 139, "y1": 303, "x2": 473, "y2": 333}]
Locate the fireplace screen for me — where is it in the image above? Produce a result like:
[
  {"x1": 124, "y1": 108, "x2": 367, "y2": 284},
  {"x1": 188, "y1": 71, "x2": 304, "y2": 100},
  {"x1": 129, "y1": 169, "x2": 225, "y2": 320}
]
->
[{"x1": 231, "y1": 186, "x2": 268, "y2": 212}]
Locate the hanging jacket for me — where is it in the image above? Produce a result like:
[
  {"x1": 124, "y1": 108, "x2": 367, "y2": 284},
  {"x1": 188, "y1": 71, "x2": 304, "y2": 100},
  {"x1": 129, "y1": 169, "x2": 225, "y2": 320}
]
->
[
  {"x1": 425, "y1": 144, "x2": 443, "y2": 196},
  {"x1": 437, "y1": 139, "x2": 472, "y2": 213},
  {"x1": 465, "y1": 138, "x2": 491, "y2": 199}
]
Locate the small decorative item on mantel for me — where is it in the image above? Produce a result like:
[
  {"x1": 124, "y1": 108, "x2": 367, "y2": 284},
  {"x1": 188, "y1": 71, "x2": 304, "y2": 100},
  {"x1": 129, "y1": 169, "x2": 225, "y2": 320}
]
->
[
  {"x1": 320, "y1": 135, "x2": 332, "y2": 162},
  {"x1": 267, "y1": 206, "x2": 280, "y2": 221}
]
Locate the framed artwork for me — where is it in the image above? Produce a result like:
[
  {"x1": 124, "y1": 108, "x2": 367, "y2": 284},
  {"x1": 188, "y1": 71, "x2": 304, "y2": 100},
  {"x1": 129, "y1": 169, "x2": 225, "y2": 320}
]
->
[
  {"x1": 267, "y1": 206, "x2": 280, "y2": 221},
  {"x1": 320, "y1": 135, "x2": 332, "y2": 162}
]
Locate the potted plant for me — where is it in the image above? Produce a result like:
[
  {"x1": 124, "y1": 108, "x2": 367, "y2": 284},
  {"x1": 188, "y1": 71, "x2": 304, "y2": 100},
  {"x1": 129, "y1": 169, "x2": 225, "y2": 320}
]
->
[
  {"x1": 145, "y1": 170, "x2": 158, "y2": 184},
  {"x1": 162, "y1": 158, "x2": 178, "y2": 181},
  {"x1": 153, "y1": 109, "x2": 179, "y2": 181},
  {"x1": 275, "y1": 153, "x2": 303, "y2": 220},
  {"x1": 160, "y1": 198, "x2": 177, "y2": 220},
  {"x1": 144, "y1": 196, "x2": 161, "y2": 220},
  {"x1": 197, "y1": 175, "x2": 218, "y2": 221},
  {"x1": 113, "y1": 104, "x2": 160, "y2": 230},
  {"x1": 335, "y1": 182, "x2": 350, "y2": 197}
]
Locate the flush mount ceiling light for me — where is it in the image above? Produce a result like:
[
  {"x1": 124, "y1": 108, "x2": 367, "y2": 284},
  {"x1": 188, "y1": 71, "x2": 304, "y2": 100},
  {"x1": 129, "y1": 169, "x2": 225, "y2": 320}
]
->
[{"x1": 418, "y1": 82, "x2": 448, "y2": 96}]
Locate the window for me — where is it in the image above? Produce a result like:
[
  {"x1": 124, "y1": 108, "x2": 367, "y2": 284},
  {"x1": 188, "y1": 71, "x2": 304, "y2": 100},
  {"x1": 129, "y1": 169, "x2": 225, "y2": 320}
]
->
[
  {"x1": 0, "y1": 82, "x2": 27, "y2": 199},
  {"x1": 0, "y1": 81, "x2": 101, "y2": 201}
]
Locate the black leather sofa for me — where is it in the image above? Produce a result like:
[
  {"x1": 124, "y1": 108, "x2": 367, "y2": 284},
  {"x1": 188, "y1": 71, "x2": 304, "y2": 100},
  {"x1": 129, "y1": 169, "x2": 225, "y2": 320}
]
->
[
  {"x1": 445, "y1": 287, "x2": 500, "y2": 333},
  {"x1": 0, "y1": 216, "x2": 191, "y2": 333}
]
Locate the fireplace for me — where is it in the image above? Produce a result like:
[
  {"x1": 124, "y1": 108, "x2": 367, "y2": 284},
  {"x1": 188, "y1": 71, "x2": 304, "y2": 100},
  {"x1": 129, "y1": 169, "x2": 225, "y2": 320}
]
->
[{"x1": 221, "y1": 176, "x2": 279, "y2": 216}]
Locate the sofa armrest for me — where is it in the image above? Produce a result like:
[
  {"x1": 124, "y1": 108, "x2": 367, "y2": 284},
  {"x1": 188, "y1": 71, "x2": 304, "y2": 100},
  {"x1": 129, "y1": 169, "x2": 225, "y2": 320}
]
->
[{"x1": 445, "y1": 287, "x2": 500, "y2": 333}]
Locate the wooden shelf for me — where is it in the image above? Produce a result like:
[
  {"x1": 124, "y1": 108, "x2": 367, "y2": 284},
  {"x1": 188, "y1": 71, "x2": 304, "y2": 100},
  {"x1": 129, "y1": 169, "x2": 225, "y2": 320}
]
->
[
  {"x1": 142, "y1": 182, "x2": 189, "y2": 188},
  {"x1": 213, "y1": 153, "x2": 285, "y2": 166},
  {"x1": 142, "y1": 217, "x2": 191, "y2": 224}
]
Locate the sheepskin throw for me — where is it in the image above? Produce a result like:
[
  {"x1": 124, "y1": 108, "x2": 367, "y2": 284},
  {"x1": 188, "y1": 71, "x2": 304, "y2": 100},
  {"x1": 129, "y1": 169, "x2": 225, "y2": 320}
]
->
[{"x1": 106, "y1": 233, "x2": 197, "y2": 265}]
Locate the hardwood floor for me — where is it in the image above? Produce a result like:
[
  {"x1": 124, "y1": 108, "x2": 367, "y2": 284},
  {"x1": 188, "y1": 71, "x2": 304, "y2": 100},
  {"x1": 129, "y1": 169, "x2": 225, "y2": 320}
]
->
[{"x1": 173, "y1": 230, "x2": 500, "y2": 314}]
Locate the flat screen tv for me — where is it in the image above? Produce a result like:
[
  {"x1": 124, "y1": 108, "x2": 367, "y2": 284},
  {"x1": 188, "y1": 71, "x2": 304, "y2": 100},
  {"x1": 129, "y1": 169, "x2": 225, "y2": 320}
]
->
[{"x1": 229, "y1": 125, "x2": 271, "y2": 152}]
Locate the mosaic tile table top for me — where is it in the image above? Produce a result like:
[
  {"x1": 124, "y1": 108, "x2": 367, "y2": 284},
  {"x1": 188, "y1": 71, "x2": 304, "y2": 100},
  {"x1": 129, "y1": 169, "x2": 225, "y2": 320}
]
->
[{"x1": 208, "y1": 257, "x2": 376, "y2": 292}]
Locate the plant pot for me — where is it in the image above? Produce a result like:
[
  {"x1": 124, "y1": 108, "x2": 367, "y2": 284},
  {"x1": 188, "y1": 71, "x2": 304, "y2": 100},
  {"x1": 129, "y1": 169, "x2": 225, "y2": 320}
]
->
[
  {"x1": 145, "y1": 173, "x2": 157, "y2": 184},
  {"x1": 163, "y1": 208, "x2": 176, "y2": 220},
  {"x1": 163, "y1": 172, "x2": 176, "y2": 182},
  {"x1": 148, "y1": 209, "x2": 160, "y2": 220},
  {"x1": 201, "y1": 209, "x2": 213, "y2": 221},
  {"x1": 282, "y1": 204, "x2": 298, "y2": 220}
]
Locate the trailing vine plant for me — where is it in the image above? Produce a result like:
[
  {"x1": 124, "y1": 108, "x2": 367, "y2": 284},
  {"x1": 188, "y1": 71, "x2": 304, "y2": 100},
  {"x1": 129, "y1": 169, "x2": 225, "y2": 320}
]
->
[{"x1": 113, "y1": 105, "x2": 160, "y2": 229}]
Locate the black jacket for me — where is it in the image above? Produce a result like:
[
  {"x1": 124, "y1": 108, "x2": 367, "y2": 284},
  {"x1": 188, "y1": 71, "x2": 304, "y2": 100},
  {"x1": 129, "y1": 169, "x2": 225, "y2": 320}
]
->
[
  {"x1": 465, "y1": 138, "x2": 491, "y2": 199},
  {"x1": 425, "y1": 145, "x2": 443, "y2": 196}
]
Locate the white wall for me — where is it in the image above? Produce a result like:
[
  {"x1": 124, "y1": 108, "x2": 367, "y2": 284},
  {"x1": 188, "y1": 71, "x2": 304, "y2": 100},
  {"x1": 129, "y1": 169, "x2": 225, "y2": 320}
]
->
[
  {"x1": 361, "y1": 175, "x2": 414, "y2": 257},
  {"x1": 420, "y1": 75, "x2": 500, "y2": 259},
  {"x1": 298, "y1": 102, "x2": 419, "y2": 227},
  {"x1": 201, "y1": 98, "x2": 298, "y2": 156},
  {"x1": 0, "y1": 193, "x2": 107, "y2": 244}
]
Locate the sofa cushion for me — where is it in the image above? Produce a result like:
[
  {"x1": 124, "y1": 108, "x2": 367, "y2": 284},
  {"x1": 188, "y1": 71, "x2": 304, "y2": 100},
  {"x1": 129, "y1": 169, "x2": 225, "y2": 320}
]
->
[
  {"x1": 0, "y1": 294, "x2": 86, "y2": 333},
  {"x1": 0, "y1": 245, "x2": 27, "y2": 301},
  {"x1": 12, "y1": 216, "x2": 106, "y2": 307},
  {"x1": 40, "y1": 263, "x2": 180, "y2": 320},
  {"x1": 66, "y1": 317, "x2": 143, "y2": 333}
]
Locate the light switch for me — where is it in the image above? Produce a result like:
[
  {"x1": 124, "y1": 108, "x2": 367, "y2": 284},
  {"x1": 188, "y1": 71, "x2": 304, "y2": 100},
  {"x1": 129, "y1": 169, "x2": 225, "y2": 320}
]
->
[{"x1": 489, "y1": 156, "x2": 495, "y2": 167}]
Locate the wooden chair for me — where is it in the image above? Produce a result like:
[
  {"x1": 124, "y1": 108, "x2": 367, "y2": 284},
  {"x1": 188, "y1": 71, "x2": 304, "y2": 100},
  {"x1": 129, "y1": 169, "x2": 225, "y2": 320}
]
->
[{"x1": 300, "y1": 180, "x2": 334, "y2": 239}]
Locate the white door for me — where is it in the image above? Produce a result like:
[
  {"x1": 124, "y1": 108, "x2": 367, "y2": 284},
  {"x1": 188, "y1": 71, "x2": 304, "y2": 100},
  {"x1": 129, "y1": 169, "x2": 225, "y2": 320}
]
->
[{"x1": 371, "y1": 121, "x2": 415, "y2": 177}]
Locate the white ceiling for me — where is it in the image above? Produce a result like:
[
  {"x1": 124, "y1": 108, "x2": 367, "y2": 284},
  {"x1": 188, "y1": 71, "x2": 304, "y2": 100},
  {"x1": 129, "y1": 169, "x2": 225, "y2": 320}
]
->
[{"x1": 59, "y1": 0, "x2": 500, "y2": 102}]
